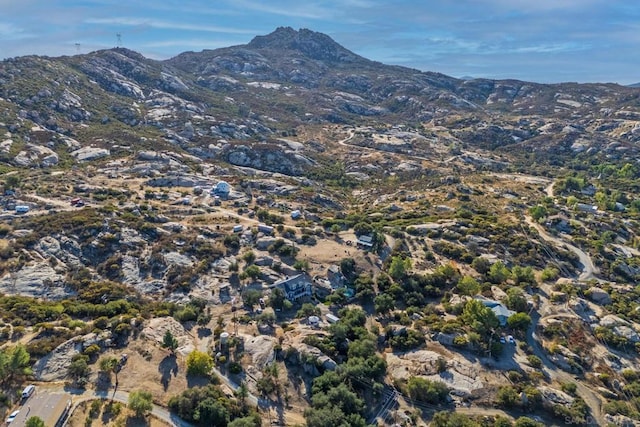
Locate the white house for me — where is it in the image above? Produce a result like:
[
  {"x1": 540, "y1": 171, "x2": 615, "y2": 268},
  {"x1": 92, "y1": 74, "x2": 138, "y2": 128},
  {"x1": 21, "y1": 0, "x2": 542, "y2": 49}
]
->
[{"x1": 212, "y1": 181, "x2": 231, "y2": 197}]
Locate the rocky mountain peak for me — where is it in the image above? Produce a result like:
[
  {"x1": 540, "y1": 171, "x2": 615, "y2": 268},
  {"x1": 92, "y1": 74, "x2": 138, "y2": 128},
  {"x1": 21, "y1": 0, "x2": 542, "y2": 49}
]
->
[{"x1": 247, "y1": 26, "x2": 363, "y2": 63}]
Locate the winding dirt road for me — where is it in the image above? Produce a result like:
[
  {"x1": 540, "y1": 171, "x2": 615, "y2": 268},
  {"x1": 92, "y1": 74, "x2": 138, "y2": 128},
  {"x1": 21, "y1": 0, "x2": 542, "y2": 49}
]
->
[{"x1": 524, "y1": 215, "x2": 601, "y2": 282}]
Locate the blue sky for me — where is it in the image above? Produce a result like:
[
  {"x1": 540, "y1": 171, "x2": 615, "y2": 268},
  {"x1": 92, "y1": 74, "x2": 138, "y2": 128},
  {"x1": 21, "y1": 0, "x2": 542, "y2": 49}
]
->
[{"x1": 0, "y1": 0, "x2": 638, "y2": 84}]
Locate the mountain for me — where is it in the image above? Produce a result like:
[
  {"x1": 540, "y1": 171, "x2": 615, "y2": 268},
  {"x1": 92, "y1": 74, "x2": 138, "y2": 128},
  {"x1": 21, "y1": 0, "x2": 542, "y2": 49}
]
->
[
  {"x1": 0, "y1": 26, "x2": 639, "y2": 173},
  {"x1": 629, "y1": 82, "x2": 640, "y2": 88}
]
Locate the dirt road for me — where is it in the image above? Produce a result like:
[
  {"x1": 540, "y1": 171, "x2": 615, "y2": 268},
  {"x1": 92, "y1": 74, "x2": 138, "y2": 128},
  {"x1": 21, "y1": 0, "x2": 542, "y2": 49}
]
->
[{"x1": 524, "y1": 215, "x2": 601, "y2": 282}]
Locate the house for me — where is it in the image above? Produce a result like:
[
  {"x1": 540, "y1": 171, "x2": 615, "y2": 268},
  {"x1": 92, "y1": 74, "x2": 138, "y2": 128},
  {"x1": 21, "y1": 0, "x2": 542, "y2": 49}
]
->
[
  {"x1": 258, "y1": 224, "x2": 274, "y2": 235},
  {"x1": 291, "y1": 210, "x2": 302, "y2": 220},
  {"x1": 576, "y1": 203, "x2": 598, "y2": 214},
  {"x1": 233, "y1": 225, "x2": 243, "y2": 233},
  {"x1": 327, "y1": 265, "x2": 345, "y2": 288},
  {"x1": 212, "y1": 180, "x2": 231, "y2": 198},
  {"x1": 356, "y1": 234, "x2": 374, "y2": 249},
  {"x1": 15, "y1": 205, "x2": 29, "y2": 213},
  {"x1": 545, "y1": 214, "x2": 571, "y2": 233},
  {"x1": 272, "y1": 274, "x2": 312, "y2": 301},
  {"x1": 475, "y1": 297, "x2": 515, "y2": 326}
]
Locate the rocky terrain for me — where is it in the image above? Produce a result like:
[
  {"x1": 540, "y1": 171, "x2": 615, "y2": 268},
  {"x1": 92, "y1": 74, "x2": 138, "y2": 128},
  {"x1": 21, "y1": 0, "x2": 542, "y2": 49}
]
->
[{"x1": 0, "y1": 27, "x2": 640, "y2": 427}]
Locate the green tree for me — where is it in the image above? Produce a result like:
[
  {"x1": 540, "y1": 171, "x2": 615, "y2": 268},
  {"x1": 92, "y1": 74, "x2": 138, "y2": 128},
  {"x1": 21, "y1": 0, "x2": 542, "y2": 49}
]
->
[
  {"x1": 228, "y1": 416, "x2": 258, "y2": 427},
  {"x1": 541, "y1": 266, "x2": 560, "y2": 282},
  {"x1": 297, "y1": 303, "x2": 320, "y2": 318},
  {"x1": 67, "y1": 355, "x2": 90, "y2": 386},
  {"x1": 4, "y1": 175, "x2": 20, "y2": 191},
  {"x1": 471, "y1": 257, "x2": 491, "y2": 275},
  {"x1": 194, "y1": 398, "x2": 229, "y2": 426},
  {"x1": 457, "y1": 276, "x2": 480, "y2": 296},
  {"x1": 407, "y1": 377, "x2": 449, "y2": 404},
  {"x1": 162, "y1": 330, "x2": 179, "y2": 354},
  {"x1": 269, "y1": 287, "x2": 285, "y2": 310},
  {"x1": 505, "y1": 287, "x2": 528, "y2": 312},
  {"x1": 243, "y1": 265, "x2": 261, "y2": 279},
  {"x1": 511, "y1": 266, "x2": 536, "y2": 287},
  {"x1": 186, "y1": 350, "x2": 213, "y2": 376},
  {"x1": 496, "y1": 385, "x2": 520, "y2": 407},
  {"x1": 374, "y1": 293, "x2": 395, "y2": 315},
  {"x1": 25, "y1": 417, "x2": 45, "y2": 427},
  {"x1": 99, "y1": 356, "x2": 119, "y2": 385},
  {"x1": 388, "y1": 256, "x2": 410, "y2": 281},
  {"x1": 488, "y1": 261, "x2": 510, "y2": 284},
  {"x1": 460, "y1": 299, "x2": 499, "y2": 335},
  {"x1": 242, "y1": 289, "x2": 262, "y2": 309},
  {"x1": 507, "y1": 312, "x2": 532, "y2": 331},
  {"x1": 128, "y1": 390, "x2": 153, "y2": 418},
  {"x1": 7, "y1": 345, "x2": 32, "y2": 379},
  {"x1": 514, "y1": 417, "x2": 543, "y2": 427},
  {"x1": 242, "y1": 251, "x2": 256, "y2": 264},
  {"x1": 529, "y1": 204, "x2": 548, "y2": 221}
]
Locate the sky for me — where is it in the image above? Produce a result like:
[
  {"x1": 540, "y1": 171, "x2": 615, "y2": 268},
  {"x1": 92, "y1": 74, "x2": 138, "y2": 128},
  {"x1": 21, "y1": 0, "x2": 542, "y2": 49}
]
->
[{"x1": 0, "y1": 0, "x2": 638, "y2": 85}]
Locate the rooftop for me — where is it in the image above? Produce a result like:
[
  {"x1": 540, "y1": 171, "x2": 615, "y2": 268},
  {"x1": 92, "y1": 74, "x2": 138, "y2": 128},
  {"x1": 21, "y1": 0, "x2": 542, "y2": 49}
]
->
[{"x1": 10, "y1": 392, "x2": 71, "y2": 427}]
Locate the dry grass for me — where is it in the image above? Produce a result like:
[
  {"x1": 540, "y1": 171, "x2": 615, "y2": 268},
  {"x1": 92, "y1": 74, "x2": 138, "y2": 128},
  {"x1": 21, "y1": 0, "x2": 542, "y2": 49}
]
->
[{"x1": 67, "y1": 400, "x2": 170, "y2": 427}]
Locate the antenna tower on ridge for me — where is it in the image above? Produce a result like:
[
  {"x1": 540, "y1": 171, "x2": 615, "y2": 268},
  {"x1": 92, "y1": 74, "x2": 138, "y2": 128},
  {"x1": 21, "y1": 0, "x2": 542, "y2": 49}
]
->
[
  {"x1": 116, "y1": 33, "x2": 122, "y2": 47},
  {"x1": 75, "y1": 43, "x2": 81, "y2": 54}
]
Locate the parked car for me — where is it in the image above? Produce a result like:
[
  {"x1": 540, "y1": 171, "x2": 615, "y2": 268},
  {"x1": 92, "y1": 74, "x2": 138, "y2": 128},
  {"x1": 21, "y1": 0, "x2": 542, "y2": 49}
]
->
[
  {"x1": 6, "y1": 410, "x2": 19, "y2": 424},
  {"x1": 507, "y1": 335, "x2": 516, "y2": 344},
  {"x1": 499, "y1": 336, "x2": 506, "y2": 344}
]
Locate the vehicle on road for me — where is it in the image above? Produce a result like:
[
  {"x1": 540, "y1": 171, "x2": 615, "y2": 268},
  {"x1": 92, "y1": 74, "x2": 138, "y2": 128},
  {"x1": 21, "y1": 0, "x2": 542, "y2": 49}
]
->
[{"x1": 6, "y1": 410, "x2": 19, "y2": 424}]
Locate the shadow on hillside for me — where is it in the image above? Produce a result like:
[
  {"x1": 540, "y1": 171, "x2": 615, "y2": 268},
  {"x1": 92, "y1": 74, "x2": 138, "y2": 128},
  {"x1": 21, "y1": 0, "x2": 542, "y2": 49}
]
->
[{"x1": 198, "y1": 327, "x2": 212, "y2": 338}]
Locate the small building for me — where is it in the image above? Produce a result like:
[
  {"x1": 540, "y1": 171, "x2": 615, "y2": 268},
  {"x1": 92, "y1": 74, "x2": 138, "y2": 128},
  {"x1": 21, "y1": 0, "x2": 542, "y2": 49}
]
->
[
  {"x1": 326, "y1": 313, "x2": 340, "y2": 324},
  {"x1": 233, "y1": 225, "x2": 243, "y2": 233},
  {"x1": 291, "y1": 210, "x2": 302, "y2": 220},
  {"x1": 356, "y1": 234, "x2": 374, "y2": 249},
  {"x1": 308, "y1": 316, "x2": 320, "y2": 327},
  {"x1": 15, "y1": 205, "x2": 29, "y2": 213},
  {"x1": 212, "y1": 181, "x2": 231, "y2": 198},
  {"x1": 576, "y1": 203, "x2": 598, "y2": 214},
  {"x1": 271, "y1": 274, "x2": 312, "y2": 301},
  {"x1": 10, "y1": 392, "x2": 71, "y2": 427},
  {"x1": 258, "y1": 224, "x2": 274, "y2": 235}
]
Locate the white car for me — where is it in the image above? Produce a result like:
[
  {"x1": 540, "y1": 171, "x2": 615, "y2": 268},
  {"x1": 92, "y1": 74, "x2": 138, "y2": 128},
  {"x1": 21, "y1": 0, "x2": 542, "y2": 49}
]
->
[
  {"x1": 6, "y1": 410, "x2": 19, "y2": 424},
  {"x1": 499, "y1": 336, "x2": 506, "y2": 344},
  {"x1": 507, "y1": 335, "x2": 516, "y2": 344}
]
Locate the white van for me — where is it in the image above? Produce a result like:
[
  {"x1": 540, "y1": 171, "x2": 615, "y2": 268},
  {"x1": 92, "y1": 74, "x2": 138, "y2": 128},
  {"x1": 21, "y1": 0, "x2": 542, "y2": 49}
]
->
[{"x1": 21, "y1": 384, "x2": 35, "y2": 399}]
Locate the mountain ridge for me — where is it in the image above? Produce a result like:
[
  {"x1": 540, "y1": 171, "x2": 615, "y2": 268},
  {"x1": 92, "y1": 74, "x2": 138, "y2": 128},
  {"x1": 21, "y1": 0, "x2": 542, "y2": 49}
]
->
[{"x1": 0, "y1": 26, "x2": 639, "y2": 174}]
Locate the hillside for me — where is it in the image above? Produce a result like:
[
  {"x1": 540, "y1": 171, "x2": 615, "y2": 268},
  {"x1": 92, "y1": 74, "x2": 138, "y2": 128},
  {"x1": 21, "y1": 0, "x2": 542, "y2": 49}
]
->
[{"x1": 0, "y1": 27, "x2": 640, "y2": 427}]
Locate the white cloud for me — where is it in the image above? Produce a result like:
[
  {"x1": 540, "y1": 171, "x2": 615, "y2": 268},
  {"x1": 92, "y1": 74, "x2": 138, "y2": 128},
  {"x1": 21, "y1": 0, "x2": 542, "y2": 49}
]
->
[
  {"x1": 84, "y1": 17, "x2": 259, "y2": 34},
  {"x1": 230, "y1": 0, "x2": 333, "y2": 19},
  {"x1": 0, "y1": 22, "x2": 33, "y2": 40}
]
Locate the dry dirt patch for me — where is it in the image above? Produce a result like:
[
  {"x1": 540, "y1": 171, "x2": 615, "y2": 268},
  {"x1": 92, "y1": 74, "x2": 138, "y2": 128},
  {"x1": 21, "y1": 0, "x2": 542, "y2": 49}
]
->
[{"x1": 67, "y1": 400, "x2": 170, "y2": 427}]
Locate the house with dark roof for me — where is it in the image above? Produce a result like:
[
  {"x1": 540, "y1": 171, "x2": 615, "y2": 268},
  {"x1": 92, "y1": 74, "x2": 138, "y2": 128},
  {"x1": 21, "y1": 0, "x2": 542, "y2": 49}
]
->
[{"x1": 272, "y1": 274, "x2": 312, "y2": 301}]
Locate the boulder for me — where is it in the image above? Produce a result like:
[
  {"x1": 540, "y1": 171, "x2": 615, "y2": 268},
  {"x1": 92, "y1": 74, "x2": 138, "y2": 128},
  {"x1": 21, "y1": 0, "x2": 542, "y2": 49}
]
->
[
  {"x1": 589, "y1": 287, "x2": 611, "y2": 305},
  {"x1": 141, "y1": 317, "x2": 194, "y2": 356},
  {"x1": 71, "y1": 146, "x2": 110, "y2": 161}
]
